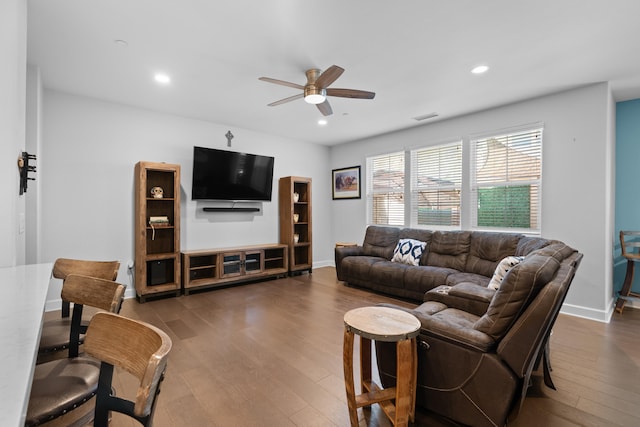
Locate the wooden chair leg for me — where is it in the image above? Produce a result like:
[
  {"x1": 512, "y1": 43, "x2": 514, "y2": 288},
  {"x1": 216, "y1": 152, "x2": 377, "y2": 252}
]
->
[{"x1": 615, "y1": 259, "x2": 635, "y2": 314}]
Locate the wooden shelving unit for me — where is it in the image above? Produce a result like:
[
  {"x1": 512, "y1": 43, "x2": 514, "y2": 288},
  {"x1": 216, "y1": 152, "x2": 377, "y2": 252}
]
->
[
  {"x1": 279, "y1": 176, "x2": 312, "y2": 274},
  {"x1": 134, "y1": 161, "x2": 181, "y2": 302},
  {"x1": 181, "y1": 244, "x2": 288, "y2": 295}
]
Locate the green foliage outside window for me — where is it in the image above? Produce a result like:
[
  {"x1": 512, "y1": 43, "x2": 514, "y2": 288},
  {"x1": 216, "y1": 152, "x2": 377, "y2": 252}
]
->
[
  {"x1": 478, "y1": 185, "x2": 530, "y2": 228},
  {"x1": 418, "y1": 208, "x2": 452, "y2": 226}
]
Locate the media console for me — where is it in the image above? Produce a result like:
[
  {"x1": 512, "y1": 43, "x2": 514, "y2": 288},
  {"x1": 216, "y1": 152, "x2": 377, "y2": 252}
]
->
[{"x1": 181, "y1": 244, "x2": 288, "y2": 295}]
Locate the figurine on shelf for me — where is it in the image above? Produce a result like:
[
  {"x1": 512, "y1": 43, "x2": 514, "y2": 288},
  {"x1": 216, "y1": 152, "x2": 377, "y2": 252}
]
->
[
  {"x1": 293, "y1": 192, "x2": 299, "y2": 202},
  {"x1": 150, "y1": 186, "x2": 164, "y2": 198}
]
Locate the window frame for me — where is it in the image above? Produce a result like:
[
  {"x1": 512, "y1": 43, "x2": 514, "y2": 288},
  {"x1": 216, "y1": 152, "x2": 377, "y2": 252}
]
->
[
  {"x1": 409, "y1": 139, "x2": 463, "y2": 230},
  {"x1": 469, "y1": 124, "x2": 543, "y2": 233},
  {"x1": 364, "y1": 123, "x2": 543, "y2": 235},
  {"x1": 366, "y1": 151, "x2": 406, "y2": 226}
]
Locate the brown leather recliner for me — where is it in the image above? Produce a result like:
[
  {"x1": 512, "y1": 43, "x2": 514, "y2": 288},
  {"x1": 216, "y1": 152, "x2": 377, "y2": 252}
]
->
[{"x1": 375, "y1": 244, "x2": 583, "y2": 427}]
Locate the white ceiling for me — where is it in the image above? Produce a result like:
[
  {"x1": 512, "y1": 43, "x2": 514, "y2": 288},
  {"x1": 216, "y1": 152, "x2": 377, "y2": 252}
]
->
[{"x1": 27, "y1": 0, "x2": 640, "y2": 146}]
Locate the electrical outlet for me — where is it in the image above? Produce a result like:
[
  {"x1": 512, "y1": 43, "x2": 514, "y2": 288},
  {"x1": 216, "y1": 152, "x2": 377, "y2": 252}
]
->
[{"x1": 18, "y1": 213, "x2": 25, "y2": 234}]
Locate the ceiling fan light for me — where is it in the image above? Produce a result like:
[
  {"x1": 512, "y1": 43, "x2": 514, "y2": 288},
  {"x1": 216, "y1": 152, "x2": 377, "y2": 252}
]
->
[{"x1": 304, "y1": 87, "x2": 326, "y2": 104}]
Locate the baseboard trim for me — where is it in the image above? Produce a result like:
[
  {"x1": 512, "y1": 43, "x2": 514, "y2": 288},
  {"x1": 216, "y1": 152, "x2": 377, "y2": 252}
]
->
[
  {"x1": 313, "y1": 260, "x2": 334, "y2": 269},
  {"x1": 560, "y1": 302, "x2": 613, "y2": 323},
  {"x1": 47, "y1": 262, "x2": 623, "y2": 325}
]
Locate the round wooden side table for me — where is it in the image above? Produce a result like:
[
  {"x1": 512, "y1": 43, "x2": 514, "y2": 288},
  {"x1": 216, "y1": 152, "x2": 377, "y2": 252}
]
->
[
  {"x1": 335, "y1": 242, "x2": 358, "y2": 248},
  {"x1": 343, "y1": 306, "x2": 421, "y2": 427}
]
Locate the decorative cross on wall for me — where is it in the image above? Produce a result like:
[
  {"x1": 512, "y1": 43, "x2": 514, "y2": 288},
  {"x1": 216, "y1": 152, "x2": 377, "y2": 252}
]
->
[{"x1": 225, "y1": 130, "x2": 234, "y2": 147}]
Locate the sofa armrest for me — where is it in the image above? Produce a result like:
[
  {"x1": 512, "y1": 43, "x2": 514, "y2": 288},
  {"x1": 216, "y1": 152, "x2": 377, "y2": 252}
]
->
[
  {"x1": 335, "y1": 246, "x2": 365, "y2": 281},
  {"x1": 424, "y1": 283, "x2": 494, "y2": 316}
]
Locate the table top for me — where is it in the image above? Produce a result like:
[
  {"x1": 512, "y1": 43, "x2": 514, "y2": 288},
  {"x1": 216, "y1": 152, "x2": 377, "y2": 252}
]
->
[
  {"x1": 344, "y1": 306, "x2": 421, "y2": 342},
  {"x1": 0, "y1": 263, "x2": 53, "y2": 427}
]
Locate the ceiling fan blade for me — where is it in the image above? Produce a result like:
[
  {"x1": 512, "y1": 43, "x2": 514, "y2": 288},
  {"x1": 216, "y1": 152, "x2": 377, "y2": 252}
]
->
[
  {"x1": 316, "y1": 100, "x2": 333, "y2": 116},
  {"x1": 268, "y1": 93, "x2": 304, "y2": 106},
  {"x1": 259, "y1": 77, "x2": 304, "y2": 90},
  {"x1": 326, "y1": 88, "x2": 376, "y2": 99},
  {"x1": 315, "y1": 65, "x2": 344, "y2": 89}
]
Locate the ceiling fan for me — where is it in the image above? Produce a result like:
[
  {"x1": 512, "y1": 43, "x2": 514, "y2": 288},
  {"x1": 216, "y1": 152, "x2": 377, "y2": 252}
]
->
[{"x1": 259, "y1": 65, "x2": 375, "y2": 116}]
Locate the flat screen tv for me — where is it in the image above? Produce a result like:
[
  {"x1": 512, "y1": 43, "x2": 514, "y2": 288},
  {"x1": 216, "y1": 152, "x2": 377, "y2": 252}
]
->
[{"x1": 191, "y1": 146, "x2": 275, "y2": 201}]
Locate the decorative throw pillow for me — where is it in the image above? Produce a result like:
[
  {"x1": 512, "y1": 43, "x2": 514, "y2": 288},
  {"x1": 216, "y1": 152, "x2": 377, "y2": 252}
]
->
[
  {"x1": 488, "y1": 256, "x2": 525, "y2": 290},
  {"x1": 392, "y1": 239, "x2": 427, "y2": 266}
]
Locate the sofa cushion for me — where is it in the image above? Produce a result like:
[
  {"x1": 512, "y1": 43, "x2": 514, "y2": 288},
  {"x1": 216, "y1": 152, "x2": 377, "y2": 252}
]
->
[
  {"x1": 413, "y1": 301, "x2": 448, "y2": 316},
  {"x1": 465, "y1": 232, "x2": 522, "y2": 277},
  {"x1": 515, "y1": 236, "x2": 552, "y2": 256},
  {"x1": 532, "y1": 242, "x2": 575, "y2": 262},
  {"x1": 423, "y1": 308, "x2": 496, "y2": 352},
  {"x1": 403, "y1": 265, "x2": 457, "y2": 294},
  {"x1": 425, "y1": 231, "x2": 471, "y2": 271},
  {"x1": 446, "y1": 271, "x2": 491, "y2": 287},
  {"x1": 473, "y1": 253, "x2": 560, "y2": 341},
  {"x1": 379, "y1": 301, "x2": 494, "y2": 351},
  {"x1": 362, "y1": 226, "x2": 399, "y2": 259},
  {"x1": 488, "y1": 256, "x2": 525, "y2": 290},
  {"x1": 369, "y1": 261, "x2": 408, "y2": 289},
  {"x1": 341, "y1": 256, "x2": 387, "y2": 281},
  {"x1": 425, "y1": 283, "x2": 495, "y2": 317},
  {"x1": 392, "y1": 238, "x2": 427, "y2": 266}
]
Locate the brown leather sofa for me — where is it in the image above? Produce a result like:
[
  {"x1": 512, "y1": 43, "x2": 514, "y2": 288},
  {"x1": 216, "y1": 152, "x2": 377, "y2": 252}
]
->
[
  {"x1": 335, "y1": 226, "x2": 559, "y2": 302},
  {"x1": 335, "y1": 226, "x2": 582, "y2": 426}
]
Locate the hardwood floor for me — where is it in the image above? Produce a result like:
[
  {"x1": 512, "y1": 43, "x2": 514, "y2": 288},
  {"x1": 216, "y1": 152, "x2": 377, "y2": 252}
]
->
[{"x1": 53, "y1": 267, "x2": 640, "y2": 426}]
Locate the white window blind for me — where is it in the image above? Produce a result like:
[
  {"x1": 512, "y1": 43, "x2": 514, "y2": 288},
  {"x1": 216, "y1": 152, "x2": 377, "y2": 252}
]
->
[
  {"x1": 471, "y1": 126, "x2": 543, "y2": 232},
  {"x1": 410, "y1": 141, "x2": 462, "y2": 227},
  {"x1": 366, "y1": 152, "x2": 405, "y2": 226}
]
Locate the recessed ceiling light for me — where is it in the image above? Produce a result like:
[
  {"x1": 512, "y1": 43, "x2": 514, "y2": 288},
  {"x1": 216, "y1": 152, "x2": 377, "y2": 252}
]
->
[
  {"x1": 471, "y1": 65, "x2": 489, "y2": 74},
  {"x1": 318, "y1": 119, "x2": 328, "y2": 126},
  {"x1": 154, "y1": 73, "x2": 171, "y2": 85},
  {"x1": 113, "y1": 39, "x2": 128, "y2": 48}
]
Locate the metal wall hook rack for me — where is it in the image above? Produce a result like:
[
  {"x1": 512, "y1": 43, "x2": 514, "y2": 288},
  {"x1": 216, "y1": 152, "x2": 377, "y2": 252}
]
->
[{"x1": 18, "y1": 151, "x2": 36, "y2": 195}]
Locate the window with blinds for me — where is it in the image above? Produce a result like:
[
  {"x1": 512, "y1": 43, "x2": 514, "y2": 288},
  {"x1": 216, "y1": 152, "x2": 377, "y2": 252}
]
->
[
  {"x1": 366, "y1": 152, "x2": 405, "y2": 226},
  {"x1": 410, "y1": 141, "x2": 462, "y2": 227},
  {"x1": 471, "y1": 126, "x2": 543, "y2": 231}
]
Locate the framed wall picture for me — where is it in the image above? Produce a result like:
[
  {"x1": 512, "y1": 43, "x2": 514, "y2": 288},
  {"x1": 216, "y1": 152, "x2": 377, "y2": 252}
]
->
[{"x1": 332, "y1": 166, "x2": 361, "y2": 200}]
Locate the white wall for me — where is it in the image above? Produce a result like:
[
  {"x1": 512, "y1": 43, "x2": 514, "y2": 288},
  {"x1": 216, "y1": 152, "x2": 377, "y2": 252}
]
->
[
  {"x1": 37, "y1": 85, "x2": 617, "y2": 320},
  {"x1": 330, "y1": 83, "x2": 615, "y2": 321},
  {"x1": 0, "y1": 0, "x2": 27, "y2": 267},
  {"x1": 40, "y1": 90, "x2": 332, "y2": 305},
  {"x1": 26, "y1": 65, "x2": 43, "y2": 265}
]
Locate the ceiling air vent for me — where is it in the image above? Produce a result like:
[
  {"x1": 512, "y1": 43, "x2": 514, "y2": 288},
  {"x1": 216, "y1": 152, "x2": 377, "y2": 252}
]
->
[{"x1": 413, "y1": 112, "x2": 439, "y2": 121}]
